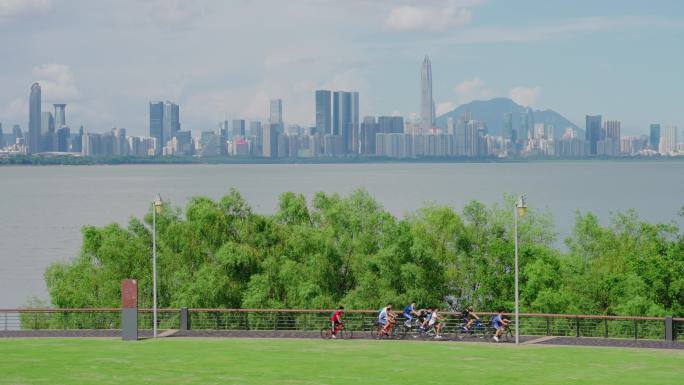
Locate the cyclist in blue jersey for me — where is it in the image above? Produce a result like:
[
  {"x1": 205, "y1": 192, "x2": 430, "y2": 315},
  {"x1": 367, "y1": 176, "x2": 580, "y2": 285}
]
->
[
  {"x1": 402, "y1": 302, "x2": 418, "y2": 327},
  {"x1": 491, "y1": 310, "x2": 510, "y2": 342}
]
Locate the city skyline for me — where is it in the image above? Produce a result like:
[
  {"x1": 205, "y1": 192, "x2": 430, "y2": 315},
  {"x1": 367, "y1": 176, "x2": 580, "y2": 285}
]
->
[{"x1": 0, "y1": 1, "x2": 683, "y2": 137}]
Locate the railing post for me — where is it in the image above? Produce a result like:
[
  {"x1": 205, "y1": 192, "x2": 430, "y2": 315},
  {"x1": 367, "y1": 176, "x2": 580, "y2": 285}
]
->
[
  {"x1": 180, "y1": 308, "x2": 189, "y2": 331},
  {"x1": 604, "y1": 318, "x2": 608, "y2": 338},
  {"x1": 273, "y1": 312, "x2": 277, "y2": 331},
  {"x1": 576, "y1": 316, "x2": 580, "y2": 338},
  {"x1": 634, "y1": 319, "x2": 638, "y2": 340},
  {"x1": 665, "y1": 317, "x2": 673, "y2": 342},
  {"x1": 546, "y1": 318, "x2": 550, "y2": 336}
]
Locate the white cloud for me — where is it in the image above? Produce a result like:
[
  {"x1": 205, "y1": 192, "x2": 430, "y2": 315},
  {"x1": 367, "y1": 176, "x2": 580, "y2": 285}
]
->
[
  {"x1": 436, "y1": 101, "x2": 456, "y2": 116},
  {"x1": 454, "y1": 77, "x2": 494, "y2": 104},
  {"x1": 509, "y1": 86, "x2": 541, "y2": 107},
  {"x1": 384, "y1": 1, "x2": 473, "y2": 32},
  {"x1": 0, "y1": 0, "x2": 50, "y2": 20},
  {"x1": 32, "y1": 64, "x2": 80, "y2": 102}
]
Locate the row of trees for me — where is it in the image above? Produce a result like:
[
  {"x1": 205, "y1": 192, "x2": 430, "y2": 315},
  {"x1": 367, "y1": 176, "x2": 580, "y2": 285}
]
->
[{"x1": 44, "y1": 189, "x2": 684, "y2": 316}]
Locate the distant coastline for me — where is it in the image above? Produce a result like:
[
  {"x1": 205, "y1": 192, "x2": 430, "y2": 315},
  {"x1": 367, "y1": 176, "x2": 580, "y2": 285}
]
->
[{"x1": 1, "y1": 155, "x2": 684, "y2": 166}]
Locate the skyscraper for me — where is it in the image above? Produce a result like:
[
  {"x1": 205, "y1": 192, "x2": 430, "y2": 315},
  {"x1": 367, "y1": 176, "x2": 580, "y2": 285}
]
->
[
  {"x1": 149, "y1": 102, "x2": 164, "y2": 152},
  {"x1": 53, "y1": 104, "x2": 67, "y2": 128},
  {"x1": 28, "y1": 82, "x2": 41, "y2": 154},
  {"x1": 0, "y1": 123, "x2": 4, "y2": 148},
  {"x1": 162, "y1": 101, "x2": 180, "y2": 145},
  {"x1": 649, "y1": 124, "x2": 661, "y2": 150},
  {"x1": 350, "y1": 91, "x2": 359, "y2": 153},
  {"x1": 659, "y1": 125, "x2": 678, "y2": 154},
  {"x1": 269, "y1": 99, "x2": 283, "y2": 125},
  {"x1": 315, "y1": 90, "x2": 331, "y2": 135},
  {"x1": 585, "y1": 115, "x2": 603, "y2": 155},
  {"x1": 149, "y1": 101, "x2": 180, "y2": 154},
  {"x1": 232, "y1": 119, "x2": 246, "y2": 138},
  {"x1": 503, "y1": 113, "x2": 513, "y2": 140},
  {"x1": 41, "y1": 111, "x2": 55, "y2": 152},
  {"x1": 332, "y1": 91, "x2": 359, "y2": 154},
  {"x1": 262, "y1": 123, "x2": 278, "y2": 158},
  {"x1": 360, "y1": 116, "x2": 377, "y2": 155},
  {"x1": 421, "y1": 55, "x2": 434, "y2": 133}
]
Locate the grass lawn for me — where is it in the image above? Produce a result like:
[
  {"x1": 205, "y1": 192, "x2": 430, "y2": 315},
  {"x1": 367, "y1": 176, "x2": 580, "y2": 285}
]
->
[{"x1": 1, "y1": 338, "x2": 683, "y2": 385}]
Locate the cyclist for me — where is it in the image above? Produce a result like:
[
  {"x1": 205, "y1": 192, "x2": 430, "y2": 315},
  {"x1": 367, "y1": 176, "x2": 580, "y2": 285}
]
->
[
  {"x1": 462, "y1": 306, "x2": 480, "y2": 331},
  {"x1": 378, "y1": 304, "x2": 396, "y2": 335},
  {"x1": 416, "y1": 308, "x2": 430, "y2": 330},
  {"x1": 428, "y1": 307, "x2": 445, "y2": 338},
  {"x1": 491, "y1": 310, "x2": 510, "y2": 342},
  {"x1": 330, "y1": 306, "x2": 344, "y2": 338},
  {"x1": 402, "y1": 302, "x2": 418, "y2": 327},
  {"x1": 420, "y1": 307, "x2": 433, "y2": 330}
]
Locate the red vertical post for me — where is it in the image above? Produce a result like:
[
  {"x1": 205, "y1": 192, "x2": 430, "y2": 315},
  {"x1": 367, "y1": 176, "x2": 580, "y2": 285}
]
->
[{"x1": 122, "y1": 279, "x2": 138, "y2": 341}]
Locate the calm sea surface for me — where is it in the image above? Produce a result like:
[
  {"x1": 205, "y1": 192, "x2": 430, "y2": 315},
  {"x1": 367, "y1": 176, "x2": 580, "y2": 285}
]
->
[{"x1": 1, "y1": 162, "x2": 683, "y2": 307}]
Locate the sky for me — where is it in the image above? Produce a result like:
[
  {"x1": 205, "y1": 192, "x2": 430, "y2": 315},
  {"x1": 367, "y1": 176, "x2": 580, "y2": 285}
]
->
[{"x1": 0, "y1": 0, "x2": 682, "y2": 137}]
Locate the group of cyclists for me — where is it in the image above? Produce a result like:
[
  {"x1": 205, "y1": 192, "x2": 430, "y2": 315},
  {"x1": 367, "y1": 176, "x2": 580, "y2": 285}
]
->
[{"x1": 329, "y1": 303, "x2": 511, "y2": 341}]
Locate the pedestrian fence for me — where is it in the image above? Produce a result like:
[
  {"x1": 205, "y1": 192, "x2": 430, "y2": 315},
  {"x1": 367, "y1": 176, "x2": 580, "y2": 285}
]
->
[{"x1": 1, "y1": 308, "x2": 681, "y2": 342}]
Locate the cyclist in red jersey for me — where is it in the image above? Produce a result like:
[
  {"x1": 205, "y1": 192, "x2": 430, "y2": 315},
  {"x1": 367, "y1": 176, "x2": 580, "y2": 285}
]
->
[{"x1": 330, "y1": 306, "x2": 344, "y2": 338}]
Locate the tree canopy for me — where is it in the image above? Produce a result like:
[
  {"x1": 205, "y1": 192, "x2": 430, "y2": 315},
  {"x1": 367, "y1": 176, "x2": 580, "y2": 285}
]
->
[{"x1": 44, "y1": 190, "x2": 684, "y2": 316}]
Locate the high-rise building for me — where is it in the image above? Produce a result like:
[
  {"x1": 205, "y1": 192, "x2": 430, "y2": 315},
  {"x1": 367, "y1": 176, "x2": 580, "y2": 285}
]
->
[
  {"x1": 649, "y1": 124, "x2": 661, "y2": 150},
  {"x1": 262, "y1": 123, "x2": 279, "y2": 158},
  {"x1": 53, "y1": 104, "x2": 67, "y2": 128},
  {"x1": 315, "y1": 90, "x2": 331, "y2": 135},
  {"x1": 503, "y1": 113, "x2": 513, "y2": 140},
  {"x1": 232, "y1": 119, "x2": 246, "y2": 138},
  {"x1": 56, "y1": 126, "x2": 70, "y2": 152},
  {"x1": 163, "y1": 101, "x2": 180, "y2": 144},
  {"x1": 41, "y1": 111, "x2": 55, "y2": 152},
  {"x1": 0, "y1": 123, "x2": 4, "y2": 148},
  {"x1": 269, "y1": 99, "x2": 283, "y2": 125},
  {"x1": 378, "y1": 116, "x2": 404, "y2": 134},
  {"x1": 28, "y1": 82, "x2": 41, "y2": 154},
  {"x1": 332, "y1": 91, "x2": 359, "y2": 154},
  {"x1": 421, "y1": 55, "x2": 435, "y2": 133},
  {"x1": 585, "y1": 115, "x2": 603, "y2": 155},
  {"x1": 659, "y1": 125, "x2": 678, "y2": 154},
  {"x1": 149, "y1": 101, "x2": 180, "y2": 154},
  {"x1": 360, "y1": 116, "x2": 378, "y2": 155},
  {"x1": 519, "y1": 109, "x2": 533, "y2": 141},
  {"x1": 350, "y1": 92, "x2": 359, "y2": 154},
  {"x1": 149, "y1": 102, "x2": 164, "y2": 152}
]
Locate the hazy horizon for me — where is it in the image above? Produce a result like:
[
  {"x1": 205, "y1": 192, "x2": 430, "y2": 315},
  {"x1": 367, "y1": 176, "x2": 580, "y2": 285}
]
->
[{"x1": 1, "y1": 0, "x2": 682, "y2": 137}]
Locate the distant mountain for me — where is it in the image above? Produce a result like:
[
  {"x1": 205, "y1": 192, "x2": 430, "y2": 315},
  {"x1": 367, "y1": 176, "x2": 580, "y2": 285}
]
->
[{"x1": 436, "y1": 98, "x2": 580, "y2": 139}]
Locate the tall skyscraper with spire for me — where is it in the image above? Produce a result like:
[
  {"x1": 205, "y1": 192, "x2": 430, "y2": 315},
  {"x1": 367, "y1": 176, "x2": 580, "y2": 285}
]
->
[
  {"x1": 28, "y1": 82, "x2": 42, "y2": 154},
  {"x1": 421, "y1": 55, "x2": 435, "y2": 133}
]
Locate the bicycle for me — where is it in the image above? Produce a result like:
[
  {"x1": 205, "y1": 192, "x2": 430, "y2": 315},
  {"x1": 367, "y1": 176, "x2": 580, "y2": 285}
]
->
[
  {"x1": 320, "y1": 322, "x2": 353, "y2": 339},
  {"x1": 370, "y1": 320, "x2": 405, "y2": 339},
  {"x1": 493, "y1": 324, "x2": 514, "y2": 343},
  {"x1": 455, "y1": 319, "x2": 492, "y2": 341}
]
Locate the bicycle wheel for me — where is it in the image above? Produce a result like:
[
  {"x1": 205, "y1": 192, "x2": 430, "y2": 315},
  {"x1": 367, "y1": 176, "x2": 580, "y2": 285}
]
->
[
  {"x1": 504, "y1": 328, "x2": 514, "y2": 343},
  {"x1": 320, "y1": 327, "x2": 332, "y2": 339},
  {"x1": 370, "y1": 325, "x2": 382, "y2": 339},
  {"x1": 340, "y1": 328, "x2": 353, "y2": 340},
  {"x1": 395, "y1": 325, "x2": 408, "y2": 340}
]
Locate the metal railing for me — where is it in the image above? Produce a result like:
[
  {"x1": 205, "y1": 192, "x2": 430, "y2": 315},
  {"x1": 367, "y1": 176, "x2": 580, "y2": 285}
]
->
[{"x1": 1, "y1": 308, "x2": 681, "y2": 342}]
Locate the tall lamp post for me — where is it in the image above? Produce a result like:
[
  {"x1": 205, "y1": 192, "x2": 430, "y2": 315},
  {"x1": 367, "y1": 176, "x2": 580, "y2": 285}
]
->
[
  {"x1": 514, "y1": 194, "x2": 527, "y2": 345},
  {"x1": 152, "y1": 194, "x2": 163, "y2": 339}
]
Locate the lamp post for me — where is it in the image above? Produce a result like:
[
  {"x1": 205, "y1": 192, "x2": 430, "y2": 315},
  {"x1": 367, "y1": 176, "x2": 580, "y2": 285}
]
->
[
  {"x1": 514, "y1": 194, "x2": 527, "y2": 345},
  {"x1": 152, "y1": 194, "x2": 163, "y2": 338}
]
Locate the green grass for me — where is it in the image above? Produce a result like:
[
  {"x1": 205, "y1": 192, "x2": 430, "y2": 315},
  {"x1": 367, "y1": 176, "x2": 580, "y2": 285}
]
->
[{"x1": 1, "y1": 338, "x2": 682, "y2": 385}]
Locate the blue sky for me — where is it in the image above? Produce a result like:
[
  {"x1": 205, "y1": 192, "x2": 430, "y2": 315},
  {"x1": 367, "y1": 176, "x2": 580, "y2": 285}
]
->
[{"x1": 0, "y1": 0, "x2": 682, "y2": 136}]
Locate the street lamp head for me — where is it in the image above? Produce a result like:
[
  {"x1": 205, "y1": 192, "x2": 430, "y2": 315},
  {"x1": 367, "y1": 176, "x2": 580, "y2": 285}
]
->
[
  {"x1": 516, "y1": 194, "x2": 527, "y2": 217},
  {"x1": 154, "y1": 194, "x2": 163, "y2": 215}
]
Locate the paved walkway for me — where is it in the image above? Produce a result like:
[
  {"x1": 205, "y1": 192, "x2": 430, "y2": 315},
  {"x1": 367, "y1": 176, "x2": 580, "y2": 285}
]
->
[{"x1": 1, "y1": 330, "x2": 682, "y2": 350}]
